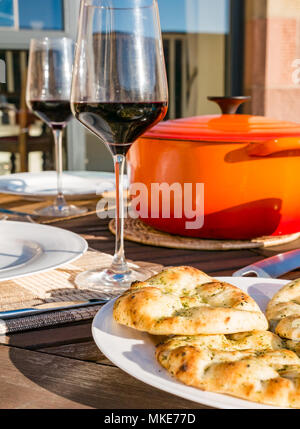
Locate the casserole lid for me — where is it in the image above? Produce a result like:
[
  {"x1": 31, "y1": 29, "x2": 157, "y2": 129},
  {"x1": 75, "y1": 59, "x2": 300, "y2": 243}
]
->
[{"x1": 144, "y1": 97, "x2": 300, "y2": 143}]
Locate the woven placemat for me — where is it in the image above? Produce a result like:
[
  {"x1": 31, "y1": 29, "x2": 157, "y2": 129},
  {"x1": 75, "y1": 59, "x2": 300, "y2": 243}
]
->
[
  {"x1": 0, "y1": 250, "x2": 163, "y2": 334},
  {"x1": 109, "y1": 218, "x2": 300, "y2": 251}
]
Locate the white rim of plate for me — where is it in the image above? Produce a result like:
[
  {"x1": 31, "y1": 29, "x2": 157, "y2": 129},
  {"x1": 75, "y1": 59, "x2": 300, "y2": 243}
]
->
[
  {"x1": 0, "y1": 171, "x2": 122, "y2": 198},
  {"x1": 0, "y1": 220, "x2": 88, "y2": 282}
]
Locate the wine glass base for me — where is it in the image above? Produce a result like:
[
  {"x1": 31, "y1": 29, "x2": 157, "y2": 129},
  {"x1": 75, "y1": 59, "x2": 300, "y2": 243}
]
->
[
  {"x1": 34, "y1": 204, "x2": 87, "y2": 218},
  {"x1": 75, "y1": 266, "x2": 150, "y2": 298}
]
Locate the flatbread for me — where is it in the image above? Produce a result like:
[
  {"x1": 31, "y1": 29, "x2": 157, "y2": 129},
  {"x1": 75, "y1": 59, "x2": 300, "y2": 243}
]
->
[
  {"x1": 113, "y1": 266, "x2": 268, "y2": 335},
  {"x1": 156, "y1": 331, "x2": 300, "y2": 408},
  {"x1": 266, "y1": 279, "x2": 300, "y2": 340}
]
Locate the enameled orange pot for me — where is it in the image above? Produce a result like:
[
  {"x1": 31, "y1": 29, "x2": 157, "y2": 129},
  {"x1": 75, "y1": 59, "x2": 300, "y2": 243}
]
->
[{"x1": 127, "y1": 97, "x2": 300, "y2": 240}]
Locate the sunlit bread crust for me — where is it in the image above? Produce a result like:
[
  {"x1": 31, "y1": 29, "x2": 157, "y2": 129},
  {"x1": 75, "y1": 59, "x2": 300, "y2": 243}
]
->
[
  {"x1": 113, "y1": 266, "x2": 268, "y2": 335},
  {"x1": 156, "y1": 331, "x2": 300, "y2": 408},
  {"x1": 267, "y1": 279, "x2": 300, "y2": 340}
]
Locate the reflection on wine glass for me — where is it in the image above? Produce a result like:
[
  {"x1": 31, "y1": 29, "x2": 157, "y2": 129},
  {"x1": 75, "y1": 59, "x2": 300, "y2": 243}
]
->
[
  {"x1": 71, "y1": 0, "x2": 168, "y2": 296},
  {"x1": 26, "y1": 37, "x2": 87, "y2": 217}
]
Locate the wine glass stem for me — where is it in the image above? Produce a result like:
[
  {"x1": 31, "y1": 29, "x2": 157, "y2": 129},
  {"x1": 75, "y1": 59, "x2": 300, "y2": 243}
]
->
[
  {"x1": 111, "y1": 154, "x2": 128, "y2": 274},
  {"x1": 53, "y1": 128, "x2": 67, "y2": 208}
]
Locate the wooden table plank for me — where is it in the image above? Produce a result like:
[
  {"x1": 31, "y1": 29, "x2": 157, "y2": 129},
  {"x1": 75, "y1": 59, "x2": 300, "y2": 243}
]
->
[
  {"x1": 0, "y1": 345, "x2": 91, "y2": 409},
  {"x1": 0, "y1": 345, "x2": 207, "y2": 409},
  {"x1": 38, "y1": 341, "x2": 111, "y2": 365},
  {"x1": 53, "y1": 215, "x2": 265, "y2": 274},
  {"x1": 0, "y1": 321, "x2": 93, "y2": 349}
]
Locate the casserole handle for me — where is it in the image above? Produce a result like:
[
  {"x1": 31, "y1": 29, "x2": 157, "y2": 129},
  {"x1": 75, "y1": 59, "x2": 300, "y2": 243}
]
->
[
  {"x1": 247, "y1": 138, "x2": 300, "y2": 157},
  {"x1": 232, "y1": 249, "x2": 300, "y2": 278},
  {"x1": 207, "y1": 96, "x2": 251, "y2": 114}
]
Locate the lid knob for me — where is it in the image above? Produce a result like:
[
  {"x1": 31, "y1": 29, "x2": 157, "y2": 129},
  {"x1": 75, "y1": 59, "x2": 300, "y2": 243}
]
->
[{"x1": 207, "y1": 96, "x2": 251, "y2": 114}]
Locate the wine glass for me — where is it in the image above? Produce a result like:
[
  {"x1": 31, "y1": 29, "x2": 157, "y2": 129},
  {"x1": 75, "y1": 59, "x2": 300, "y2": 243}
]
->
[
  {"x1": 71, "y1": 0, "x2": 168, "y2": 294},
  {"x1": 26, "y1": 37, "x2": 87, "y2": 217}
]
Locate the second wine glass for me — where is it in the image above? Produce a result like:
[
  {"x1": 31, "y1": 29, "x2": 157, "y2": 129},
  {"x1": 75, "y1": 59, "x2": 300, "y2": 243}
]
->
[
  {"x1": 71, "y1": 0, "x2": 168, "y2": 295},
  {"x1": 26, "y1": 37, "x2": 87, "y2": 217}
]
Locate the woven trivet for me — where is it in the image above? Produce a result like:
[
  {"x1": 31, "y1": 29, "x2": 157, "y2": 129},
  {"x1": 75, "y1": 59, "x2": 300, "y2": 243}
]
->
[{"x1": 109, "y1": 218, "x2": 300, "y2": 251}]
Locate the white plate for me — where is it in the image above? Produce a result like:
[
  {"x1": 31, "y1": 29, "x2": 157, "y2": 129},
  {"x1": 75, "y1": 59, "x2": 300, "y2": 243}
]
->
[
  {"x1": 92, "y1": 277, "x2": 290, "y2": 410},
  {"x1": 0, "y1": 220, "x2": 87, "y2": 281},
  {"x1": 0, "y1": 171, "x2": 128, "y2": 199}
]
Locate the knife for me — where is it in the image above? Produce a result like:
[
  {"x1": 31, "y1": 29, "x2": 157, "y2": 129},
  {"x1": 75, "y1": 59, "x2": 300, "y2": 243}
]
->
[
  {"x1": 0, "y1": 208, "x2": 39, "y2": 219},
  {"x1": 0, "y1": 298, "x2": 109, "y2": 320},
  {"x1": 232, "y1": 249, "x2": 300, "y2": 278}
]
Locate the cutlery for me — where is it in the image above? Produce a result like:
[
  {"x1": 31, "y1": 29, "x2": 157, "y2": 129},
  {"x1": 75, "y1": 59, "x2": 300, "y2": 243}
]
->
[
  {"x1": 232, "y1": 249, "x2": 300, "y2": 278},
  {"x1": 0, "y1": 208, "x2": 39, "y2": 219},
  {"x1": 0, "y1": 298, "x2": 109, "y2": 320}
]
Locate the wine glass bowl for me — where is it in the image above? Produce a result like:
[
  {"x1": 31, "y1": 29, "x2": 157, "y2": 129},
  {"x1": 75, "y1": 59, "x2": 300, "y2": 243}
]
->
[
  {"x1": 26, "y1": 37, "x2": 87, "y2": 217},
  {"x1": 71, "y1": 0, "x2": 168, "y2": 294}
]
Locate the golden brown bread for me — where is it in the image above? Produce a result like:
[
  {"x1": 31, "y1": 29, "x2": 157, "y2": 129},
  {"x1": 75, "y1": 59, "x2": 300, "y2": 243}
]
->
[
  {"x1": 285, "y1": 339, "x2": 300, "y2": 357},
  {"x1": 156, "y1": 331, "x2": 300, "y2": 408},
  {"x1": 266, "y1": 279, "x2": 300, "y2": 341},
  {"x1": 113, "y1": 266, "x2": 268, "y2": 335}
]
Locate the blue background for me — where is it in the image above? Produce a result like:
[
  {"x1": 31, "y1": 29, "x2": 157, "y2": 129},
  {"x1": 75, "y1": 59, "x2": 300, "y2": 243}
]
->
[
  {"x1": 0, "y1": 0, "x2": 230, "y2": 34},
  {"x1": 158, "y1": 0, "x2": 230, "y2": 34},
  {"x1": 18, "y1": 0, "x2": 63, "y2": 30},
  {"x1": 0, "y1": 0, "x2": 14, "y2": 27}
]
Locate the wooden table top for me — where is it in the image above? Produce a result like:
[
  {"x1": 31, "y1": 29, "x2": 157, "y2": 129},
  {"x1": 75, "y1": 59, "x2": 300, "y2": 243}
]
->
[{"x1": 1, "y1": 195, "x2": 300, "y2": 409}]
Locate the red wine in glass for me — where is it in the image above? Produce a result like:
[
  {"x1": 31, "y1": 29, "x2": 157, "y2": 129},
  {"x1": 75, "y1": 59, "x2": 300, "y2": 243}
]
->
[
  {"x1": 72, "y1": 102, "x2": 168, "y2": 155},
  {"x1": 26, "y1": 37, "x2": 87, "y2": 217},
  {"x1": 71, "y1": 0, "x2": 168, "y2": 294},
  {"x1": 28, "y1": 100, "x2": 73, "y2": 129}
]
